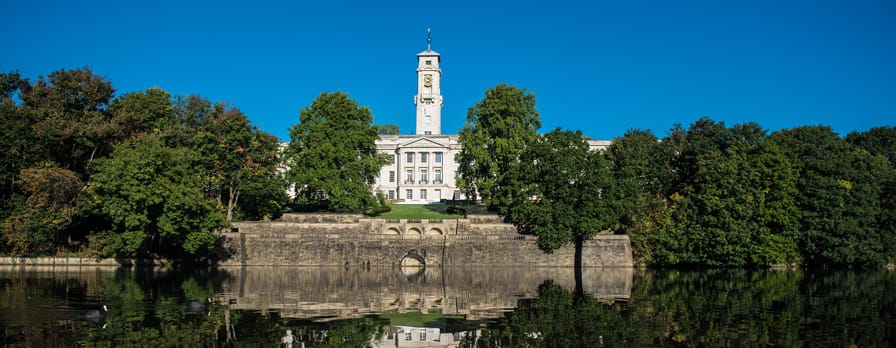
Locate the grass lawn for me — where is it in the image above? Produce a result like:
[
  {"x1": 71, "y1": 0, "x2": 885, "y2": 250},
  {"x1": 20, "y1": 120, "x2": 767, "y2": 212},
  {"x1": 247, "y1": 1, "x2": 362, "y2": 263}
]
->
[
  {"x1": 378, "y1": 311, "x2": 465, "y2": 328},
  {"x1": 370, "y1": 204, "x2": 491, "y2": 219}
]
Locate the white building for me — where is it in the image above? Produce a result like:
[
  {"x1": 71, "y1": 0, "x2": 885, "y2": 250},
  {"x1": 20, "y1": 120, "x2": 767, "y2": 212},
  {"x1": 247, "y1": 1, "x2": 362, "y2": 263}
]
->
[
  {"x1": 372, "y1": 33, "x2": 611, "y2": 204},
  {"x1": 373, "y1": 38, "x2": 463, "y2": 203}
]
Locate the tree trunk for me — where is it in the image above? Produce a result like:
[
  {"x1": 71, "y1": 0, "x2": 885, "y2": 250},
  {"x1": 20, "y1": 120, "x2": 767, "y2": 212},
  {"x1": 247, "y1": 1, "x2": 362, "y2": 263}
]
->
[
  {"x1": 574, "y1": 234, "x2": 584, "y2": 300},
  {"x1": 226, "y1": 184, "x2": 240, "y2": 221}
]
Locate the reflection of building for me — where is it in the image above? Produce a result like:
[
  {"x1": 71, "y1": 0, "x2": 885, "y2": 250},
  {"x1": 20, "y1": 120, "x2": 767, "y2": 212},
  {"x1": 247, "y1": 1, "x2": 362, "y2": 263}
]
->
[
  {"x1": 372, "y1": 327, "x2": 479, "y2": 348},
  {"x1": 217, "y1": 266, "x2": 631, "y2": 346},
  {"x1": 216, "y1": 266, "x2": 632, "y2": 321}
]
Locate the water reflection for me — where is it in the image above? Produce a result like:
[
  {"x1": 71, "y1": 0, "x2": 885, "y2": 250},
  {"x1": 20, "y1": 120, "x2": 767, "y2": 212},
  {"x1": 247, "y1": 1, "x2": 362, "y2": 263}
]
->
[
  {"x1": 217, "y1": 266, "x2": 632, "y2": 322},
  {"x1": 1, "y1": 266, "x2": 895, "y2": 347}
]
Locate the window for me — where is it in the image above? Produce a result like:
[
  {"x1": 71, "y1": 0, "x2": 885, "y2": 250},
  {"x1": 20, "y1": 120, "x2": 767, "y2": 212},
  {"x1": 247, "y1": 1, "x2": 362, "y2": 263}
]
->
[
  {"x1": 406, "y1": 152, "x2": 414, "y2": 163},
  {"x1": 435, "y1": 152, "x2": 442, "y2": 163},
  {"x1": 420, "y1": 189, "x2": 427, "y2": 200},
  {"x1": 421, "y1": 152, "x2": 428, "y2": 163},
  {"x1": 434, "y1": 189, "x2": 441, "y2": 200},
  {"x1": 405, "y1": 332, "x2": 412, "y2": 341},
  {"x1": 425, "y1": 131, "x2": 432, "y2": 135},
  {"x1": 389, "y1": 154, "x2": 395, "y2": 164},
  {"x1": 420, "y1": 330, "x2": 427, "y2": 341},
  {"x1": 406, "y1": 189, "x2": 413, "y2": 200},
  {"x1": 454, "y1": 154, "x2": 459, "y2": 163},
  {"x1": 426, "y1": 60, "x2": 432, "y2": 66},
  {"x1": 389, "y1": 171, "x2": 395, "y2": 183},
  {"x1": 388, "y1": 190, "x2": 394, "y2": 200},
  {"x1": 434, "y1": 169, "x2": 442, "y2": 183},
  {"x1": 420, "y1": 169, "x2": 428, "y2": 183},
  {"x1": 405, "y1": 169, "x2": 414, "y2": 184}
]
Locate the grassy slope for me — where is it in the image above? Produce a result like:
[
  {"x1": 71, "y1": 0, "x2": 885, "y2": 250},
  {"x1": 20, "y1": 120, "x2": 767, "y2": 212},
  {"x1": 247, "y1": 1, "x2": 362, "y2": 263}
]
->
[
  {"x1": 378, "y1": 311, "x2": 465, "y2": 328},
  {"x1": 370, "y1": 204, "x2": 490, "y2": 219}
]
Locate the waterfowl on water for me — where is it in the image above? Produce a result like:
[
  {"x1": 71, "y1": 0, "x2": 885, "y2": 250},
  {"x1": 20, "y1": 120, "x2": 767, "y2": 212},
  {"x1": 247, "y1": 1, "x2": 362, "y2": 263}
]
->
[
  {"x1": 185, "y1": 298, "x2": 211, "y2": 312},
  {"x1": 79, "y1": 305, "x2": 108, "y2": 322}
]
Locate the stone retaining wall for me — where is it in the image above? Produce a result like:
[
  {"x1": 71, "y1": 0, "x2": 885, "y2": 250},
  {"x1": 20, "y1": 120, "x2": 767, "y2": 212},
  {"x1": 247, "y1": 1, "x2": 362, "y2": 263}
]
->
[
  {"x1": 221, "y1": 214, "x2": 633, "y2": 267},
  {"x1": 0, "y1": 257, "x2": 167, "y2": 267}
]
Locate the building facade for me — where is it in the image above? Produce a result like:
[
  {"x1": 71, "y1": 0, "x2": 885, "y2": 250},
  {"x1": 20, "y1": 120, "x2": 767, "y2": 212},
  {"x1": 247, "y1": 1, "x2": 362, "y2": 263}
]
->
[{"x1": 373, "y1": 41, "x2": 464, "y2": 203}]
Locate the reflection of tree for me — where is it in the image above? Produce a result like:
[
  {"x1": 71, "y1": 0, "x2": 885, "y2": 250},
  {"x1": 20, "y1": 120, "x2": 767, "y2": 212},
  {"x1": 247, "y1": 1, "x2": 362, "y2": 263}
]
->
[
  {"x1": 226, "y1": 311, "x2": 387, "y2": 347},
  {"x1": 4, "y1": 269, "x2": 896, "y2": 346},
  {"x1": 463, "y1": 281, "x2": 660, "y2": 347},
  {"x1": 75, "y1": 269, "x2": 227, "y2": 347},
  {"x1": 465, "y1": 270, "x2": 896, "y2": 347}
]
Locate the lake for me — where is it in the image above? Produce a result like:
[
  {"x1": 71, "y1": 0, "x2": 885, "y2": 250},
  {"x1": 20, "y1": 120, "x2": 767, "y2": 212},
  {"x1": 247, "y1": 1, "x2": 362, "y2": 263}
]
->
[{"x1": 1, "y1": 265, "x2": 894, "y2": 347}]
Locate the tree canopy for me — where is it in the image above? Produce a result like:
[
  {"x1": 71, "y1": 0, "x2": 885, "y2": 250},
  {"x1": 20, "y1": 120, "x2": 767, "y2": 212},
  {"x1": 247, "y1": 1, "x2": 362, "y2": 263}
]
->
[
  {"x1": 89, "y1": 135, "x2": 225, "y2": 259},
  {"x1": 457, "y1": 84, "x2": 541, "y2": 213},
  {"x1": 507, "y1": 128, "x2": 618, "y2": 254},
  {"x1": 0, "y1": 68, "x2": 285, "y2": 261},
  {"x1": 284, "y1": 91, "x2": 387, "y2": 212},
  {"x1": 608, "y1": 119, "x2": 895, "y2": 267}
]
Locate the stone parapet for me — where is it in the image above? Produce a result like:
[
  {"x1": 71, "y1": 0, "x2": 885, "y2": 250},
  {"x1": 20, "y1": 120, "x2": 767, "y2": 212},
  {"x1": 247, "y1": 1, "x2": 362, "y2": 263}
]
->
[
  {"x1": 279, "y1": 213, "x2": 364, "y2": 223},
  {"x1": 465, "y1": 214, "x2": 505, "y2": 224}
]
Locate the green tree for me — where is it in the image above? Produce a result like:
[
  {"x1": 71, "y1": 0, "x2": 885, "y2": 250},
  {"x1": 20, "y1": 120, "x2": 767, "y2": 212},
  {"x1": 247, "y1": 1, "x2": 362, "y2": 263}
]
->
[
  {"x1": 605, "y1": 129, "x2": 669, "y2": 264},
  {"x1": 507, "y1": 129, "x2": 617, "y2": 261},
  {"x1": 89, "y1": 135, "x2": 225, "y2": 260},
  {"x1": 223, "y1": 130, "x2": 288, "y2": 221},
  {"x1": 681, "y1": 123, "x2": 800, "y2": 266},
  {"x1": 847, "y1": 126, "x2": 896, "y2": 243},
  {"x1": 107, "y1": 87, "x2": 175, "y2": 143},
  {"x1": 611, "y1": 120, "x2": 801, "y2": 267},
  {"x1": 191, "y1": 105, "x2": 284, "y2": 221},
  {"x1": 1, "y1": 165, "x2": 81, "y2": 255},
  {"x1": 847, "y1": 126, "x2": 896, "y2": 166},
  {"x1": 17, "y1": 67, "x2": 115, "y2": 178},
  {"x1": 0, "y1": 71, "x2": 34, "y2": 201},
  {"x1": 458, "y1": 84, "x2": 541, "y2": 212},
  {"x1": 376, "y1": 123, "x2": 400, "y2": 135},
  {"x1": 284, "y1": 92, "x2": 386, "y2": 212},
  {"x1": 769, "y1": 126, "x2": 893, "y2": 266}
]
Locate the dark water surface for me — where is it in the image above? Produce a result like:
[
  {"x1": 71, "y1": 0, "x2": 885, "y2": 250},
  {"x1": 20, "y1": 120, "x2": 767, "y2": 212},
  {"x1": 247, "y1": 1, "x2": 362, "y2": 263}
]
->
[{"x1": 1, "y1": 265, "x2": 894, "y2": 347}]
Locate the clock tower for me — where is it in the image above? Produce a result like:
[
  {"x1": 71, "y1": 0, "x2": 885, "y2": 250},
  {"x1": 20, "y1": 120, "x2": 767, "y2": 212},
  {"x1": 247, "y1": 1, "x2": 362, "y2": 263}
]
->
[{"x1": 415, "y1": 28, "x2": 442, "y2": 135}]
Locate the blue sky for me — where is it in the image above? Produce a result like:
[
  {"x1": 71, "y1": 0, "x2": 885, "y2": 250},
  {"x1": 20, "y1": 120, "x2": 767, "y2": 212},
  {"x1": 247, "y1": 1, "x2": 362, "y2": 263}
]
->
[{"x1": 2, "y1": 0, "x2": 894, "y2": 141}]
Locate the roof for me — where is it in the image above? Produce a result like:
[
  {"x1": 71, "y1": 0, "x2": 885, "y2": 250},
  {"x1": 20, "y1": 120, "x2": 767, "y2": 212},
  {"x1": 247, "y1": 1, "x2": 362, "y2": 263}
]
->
[{"x1": 416, "y1": 49, "x2": 441, "y2": 57}]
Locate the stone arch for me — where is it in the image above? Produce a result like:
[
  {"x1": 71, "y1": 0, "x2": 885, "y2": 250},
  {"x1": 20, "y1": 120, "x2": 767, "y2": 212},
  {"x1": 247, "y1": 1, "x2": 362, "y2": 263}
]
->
[
  {"x1": 384, "y1": 227, "x2": 400, "y2": 235},
  {"x1": 400, "y1": 250, "x2": 426, "y2": 268},
  {"x1": 406, "y1": 227, "x2": 422, "y2": 235},
  {"x1": 426, "y1": 227, "x2": 444, "y2": 236}
]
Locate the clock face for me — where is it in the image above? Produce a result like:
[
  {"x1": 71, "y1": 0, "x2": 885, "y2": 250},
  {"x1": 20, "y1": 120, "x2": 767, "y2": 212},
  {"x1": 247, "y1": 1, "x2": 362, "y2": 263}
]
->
[{"x1": 423, "y1": 74, "x2": 432, "y2": 87}]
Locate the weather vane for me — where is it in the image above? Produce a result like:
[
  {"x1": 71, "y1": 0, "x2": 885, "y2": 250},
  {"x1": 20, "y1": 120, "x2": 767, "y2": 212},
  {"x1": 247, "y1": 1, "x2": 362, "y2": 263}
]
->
[{"x1": 427, "y1": 27, "x2": 432, "y2": 50}]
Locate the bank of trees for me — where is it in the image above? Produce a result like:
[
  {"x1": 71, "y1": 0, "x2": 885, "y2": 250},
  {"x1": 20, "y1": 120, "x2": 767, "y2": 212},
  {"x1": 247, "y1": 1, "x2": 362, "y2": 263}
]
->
[
  {"x1": 0, "y1": 68, "x2": 285, "y2": 261},
  {"x1": 459, "y1": 83, "x2": 895, "y2": 267},
  {"x1": 605, "y1": 122, "x2": 896, "y2": 267},
  {"x1": 3, "y1": 68, "x2": 893, "y2": 267}
]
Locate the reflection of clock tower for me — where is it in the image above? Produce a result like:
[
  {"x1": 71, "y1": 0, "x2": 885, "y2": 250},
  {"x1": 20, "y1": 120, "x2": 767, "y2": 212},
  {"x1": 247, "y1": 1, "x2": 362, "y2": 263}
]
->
[{"x1": 415, "y1": 28, "x2": 442, "y2": 135}]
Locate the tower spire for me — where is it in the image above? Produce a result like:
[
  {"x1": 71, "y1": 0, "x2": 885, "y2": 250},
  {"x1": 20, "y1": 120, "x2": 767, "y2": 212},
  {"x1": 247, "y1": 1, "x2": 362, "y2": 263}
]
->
[{"x1": 426, "y1": 27, "x2": 431, "y2": 50}]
